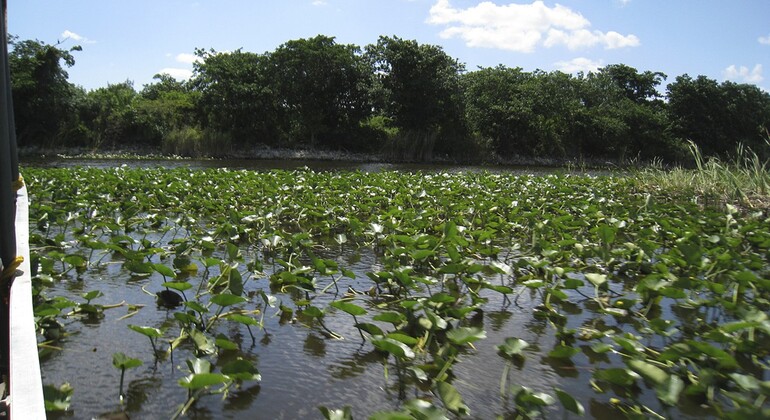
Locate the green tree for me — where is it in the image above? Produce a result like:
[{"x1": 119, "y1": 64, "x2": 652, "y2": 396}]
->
[
  {"x1": 462, "y1": 65, "x2": 532, "y2": 157},
  {"x1": 133, "y1": 74, "x2": 199, "y2": 147},
  {"x1": 8, "y1": 36, "x2": 81, "y2": 147},
  {"x1": 80, "y1": 81, "x2": 139, "y2": 148},
  {"x1": 192, "y1": 48, "x2": 281, "y2": 147},
  {"x1": 667, "y1": 75, "x2": 770, "y2": 157},
  {"x1": 269, "y1": 35, "x2": 373, "y2": 149},
  {"x1": 366, "y1": 36, "x2": 469, "y2": 160},
  {"x1": 598, "y1": 64, "x2": 666, "y2": 104},
  {"x1": 578, "y1": 67, "x2": 676, "y2": 160}
]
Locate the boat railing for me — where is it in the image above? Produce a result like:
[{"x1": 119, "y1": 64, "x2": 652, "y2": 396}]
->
[{"x1": 0, "y1": 0, "x2": 47, "y2": 417}]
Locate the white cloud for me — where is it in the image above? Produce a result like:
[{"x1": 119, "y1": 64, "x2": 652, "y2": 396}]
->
[
  {"x1": 554, "y1": 57, "x2": 605, "y2": 73},
  {"x1": 759, "y1": 34, "x2": 770, "y2": 45},
  {"x1": 158, "y1": 68, "x2": 193, "y2": 81},
  {"x1": 312, "y1": 0, "x2": 328, "y2": 6},
  {"x1": 723, "y1": 64, "x2": 764, "y2": 84},
  {"x1": 61, "y1": 30, "x2": 95, "y2": 44},
  {"x1": 427, "y1": 0, "x2": 639, "y2": 53},
  {"x1": 175, "y1": 53, "x2": 199, "y2": 64}
]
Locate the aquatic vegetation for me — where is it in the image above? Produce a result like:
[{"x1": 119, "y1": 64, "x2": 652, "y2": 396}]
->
[{"x1": 23, "y1": 166, "x2": 770, "y2": 418}]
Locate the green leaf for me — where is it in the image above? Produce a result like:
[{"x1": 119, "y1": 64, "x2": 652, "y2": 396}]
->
[
  {"x1": 112, "y1": 352, "x2": 142, "y2": 370},
  {"x1": 429, "y1": 293, "x2": 456, "y2": 303},
  {"x1": 595, "y1": 224, "x2": 616, "y2": 245},
  {"x1": 184, "y1": 301, "x2": 208, "y2": 313},
  {"x1": 355, "y1": 323, "x2": 384, "y2": 337},
  {"x1": 497, "y1": 337, "x2": 529, "y2": 358},
  {"x1": 43, "y1": 383, "x2": 73, "y2": 412},
  {"x1": 627, "y1": 359, "x2": 668, "y2": 386},
  {"x1": 226, "y1": 314, "x2": 259, "y2": 326},
  {"x1": 386, "y1": 332, "x2": 419, "y2": 345},
  {"x1": 125, "y1": 261, "x2": 154, "y2": 275},
  {"x1": 128, "y1": 324, "x2": 163, "y2": 338},
  {"x1": 215, "y1": 336, "x2": 239, "y2": 350},
  {"x1": 228, "y1": 267, "x2": 244, "y2": 296},
  {"x1": 81, "y1": 290, "x2": 103, "y2": 301},
  {"x1": 162, "y1": 281, "x2": 192, "y2": 292},
  {"x1": 594, "y1": 368, "x2": 639, "y2": 386},
  {"x1": 555, "y1": 388, "x2": 584, "y2": 416},
  {"x1": 189, "y1": 328, "x2": 216, "y2": 355},
  {"x1": 446, "y1": 327, "x2": 486, "y2": 345},
  {"x1": 436, "y1": 381, "x2": 469, "y2": 415},
  {"x1": 585, "y1": 273, "x2": 607, "y2": 287},
  {"x1": 590, "y1": 343, "x2": 614, "y2": 353},
  {"x1": 221, "y1": 358, "x2": 261, "y2": 381},
  {"x1": 685, "y1": 340, "x2": 738, "y2": 369},
  {"x1": 373, "y1": 311, "x2": 406, "y2": 325},
  {"x1": 302, "y1": 305, "x2": 324, "y2": 319},
  {"x1": 187, "y1": 357, "x2": 211, "y2": 374},
  {"x1": 548, "y1": 344, "x2": 580, "y2": 360},
  {"x1": 210, "y1": 293, "x2": 247, "y2": 307},
  {"x1": 411, "y1": 249, "x2": 435, "y2": 261},
  {"x1": 330, "y1": 300, "x2": 367, "y2": 316},
  {"x1": 371, "y1": 337, "x2": 415, "y2": 359},
  {"x1": 656, "y1": 375, "x2": 684, "y2": 406},
  {"x1": 179, "y1": 373, "x2": 228, "y2": 389},
  {"x1": 153, "y1": 263, "x2": 177, "y2": 278}
]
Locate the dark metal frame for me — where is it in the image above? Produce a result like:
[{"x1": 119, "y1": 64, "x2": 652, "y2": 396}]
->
[{"x1": 0, "y1": 0, "x2": 19, "y2": 396}]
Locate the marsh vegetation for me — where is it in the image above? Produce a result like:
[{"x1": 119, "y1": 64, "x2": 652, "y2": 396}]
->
[{"x1": 25, "y1": 162, "x2": 770, "y2": 418}]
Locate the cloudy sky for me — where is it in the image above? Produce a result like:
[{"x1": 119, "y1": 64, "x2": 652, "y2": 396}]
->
[{"x1": 9, "y1": 0, "x2": 770, "y2": 92}]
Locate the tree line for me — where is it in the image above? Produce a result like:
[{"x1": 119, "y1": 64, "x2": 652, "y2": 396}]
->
[{"x1": 9, "y1": 34, "x2": 770, "y2": 162}]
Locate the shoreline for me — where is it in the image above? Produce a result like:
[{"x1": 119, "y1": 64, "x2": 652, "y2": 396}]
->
[{"x1": 17, "y1": 144, "x2": 630, "y2": 170}]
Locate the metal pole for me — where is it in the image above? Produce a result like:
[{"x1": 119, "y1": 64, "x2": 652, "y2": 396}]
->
[
  {"x1": 0, "y1": 0, "x2": 15, "y2": 269},
  {"x1": 3, "y1": 0, "x2": 17, "y2": 183}
]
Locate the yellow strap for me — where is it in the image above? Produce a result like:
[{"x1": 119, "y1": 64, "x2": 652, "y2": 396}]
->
[
  {"x1": 12, "y1": 175, "x2": 24, "y2": 191},
  {"x1": 1, "y1": 255, "x2": 24, "y2": 283}
]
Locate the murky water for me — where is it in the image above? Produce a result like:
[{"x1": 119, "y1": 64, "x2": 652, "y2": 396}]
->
[
  {"x1": 20, "y1": 155, "x2": 613, "y2": 176},
  {"x1": 27, "y1": 159, "x2": 698, "y2": 419},
  {"x1": 38, "y1": 242, "x2": 712, "y2": 419}
]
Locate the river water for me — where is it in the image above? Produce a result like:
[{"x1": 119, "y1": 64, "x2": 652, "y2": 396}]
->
[{"x1": 26, "y1": 158, "x2": 697, "y2": 420}]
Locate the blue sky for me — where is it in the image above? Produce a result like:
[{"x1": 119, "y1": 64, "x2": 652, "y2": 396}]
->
[{"x1": 9, "y1": 0, "x2": 770, "y2": 93}]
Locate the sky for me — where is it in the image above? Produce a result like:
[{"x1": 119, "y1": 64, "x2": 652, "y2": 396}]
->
[{"x1": 8, "y1": 0, "x2": 770, "y2": 93}]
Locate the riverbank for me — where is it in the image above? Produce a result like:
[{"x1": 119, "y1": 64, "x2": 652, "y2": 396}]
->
[{"x1": 17, "y1": 144, "x2": 627, "y2": 170}]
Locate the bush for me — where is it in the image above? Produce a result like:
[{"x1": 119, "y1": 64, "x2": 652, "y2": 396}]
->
[{"x1": 162, "y1": 127, "x2": 232, "y2": 157}]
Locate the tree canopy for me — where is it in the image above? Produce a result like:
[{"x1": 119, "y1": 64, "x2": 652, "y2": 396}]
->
[{"x1": 8, "y1": 34, "x2": 770, "y2": 163}]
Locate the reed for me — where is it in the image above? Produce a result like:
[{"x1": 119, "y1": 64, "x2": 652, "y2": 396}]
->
[{"x1": 634, "y1": 139, "x2": 770, "y2": 208}]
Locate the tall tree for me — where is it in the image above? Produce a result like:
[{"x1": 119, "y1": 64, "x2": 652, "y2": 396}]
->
[
  {"x1": 192, "y1": 48, "x2": 281, "y2": 146},
  {"x1": 462, "y1": 66, "x2": 537, "y2": 156},
  {"x1": 80, "y1": 81, "x2": 139, "y2": 148},
  {"x1": 269, "y1": 35, "x2": 372, "y2": 149},
  {"x1": 366, "y1": 36, "x2": 469, "y2": 160},
  {"x1": 8, "y1": 36, "x2": 81, "y2": 146},
  {"x1": 667, "y1": 75, "x2": 770, "y2": 157}
]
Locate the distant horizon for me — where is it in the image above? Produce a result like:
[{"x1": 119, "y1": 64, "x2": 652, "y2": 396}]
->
[{"x1": 9, "y1": 0, "x2": 770, "y2": 93}]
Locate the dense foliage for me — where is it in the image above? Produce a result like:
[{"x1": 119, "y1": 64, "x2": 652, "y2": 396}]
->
[
  {"x1": 25, "y1": 166, "x2": 770, "y2": 418},
  {"x1": 9, "y1": 34, "x2": 770, "y2": 162}
]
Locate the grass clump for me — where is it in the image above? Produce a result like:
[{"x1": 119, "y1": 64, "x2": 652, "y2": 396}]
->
[
  {"x1": 634, "y1": 140, "x2": 770, "y2": 209},
  {"x1": 162, "y1": 127, "x2": 233, "y2": 158}
]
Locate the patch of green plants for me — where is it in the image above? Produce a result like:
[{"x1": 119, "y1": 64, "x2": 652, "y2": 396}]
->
[
  {"x1": 634, "y1": 140, "x2": 770, "y2": 209},
  {"x1": 23, "y1": 166, "x2": 770, "y2": 418}
]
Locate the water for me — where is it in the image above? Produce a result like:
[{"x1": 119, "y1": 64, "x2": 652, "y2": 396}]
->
[
  {"x1": 39, "y1": 244, "x2": 711, "y2": 419},
  {"x1": 27, "y1": 159, "x2": 691, "y2": 419},
  {"x1": 20, "y1": 155, "x2": 603, "y2": 176}
]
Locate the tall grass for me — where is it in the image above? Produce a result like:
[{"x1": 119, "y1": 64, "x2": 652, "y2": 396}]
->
[
  {"x1": 634, "y1": 140, "x2": 770, "y2": 209},
  {"x1": 162, "y1": 127, "x2": 233, "y2": 158}
]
